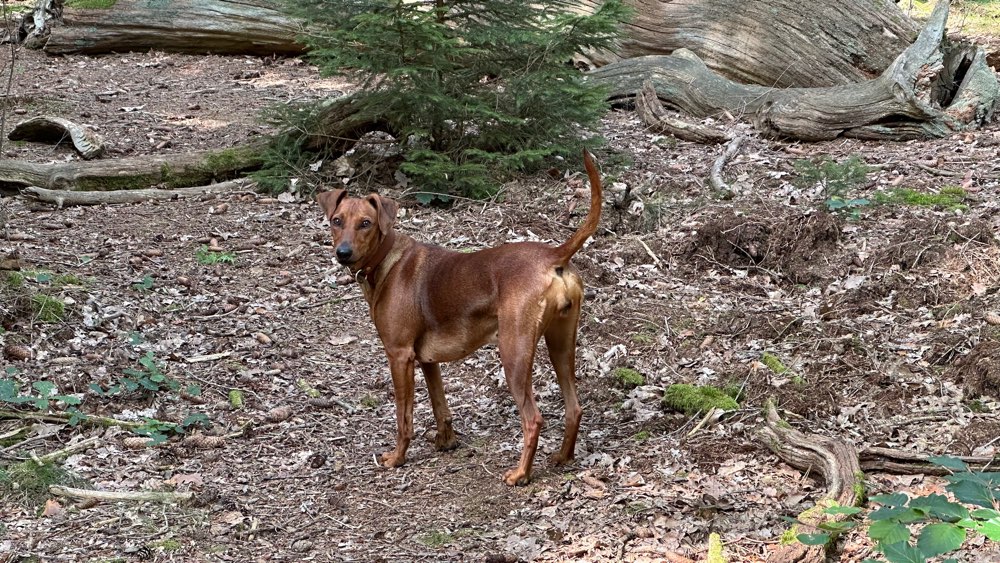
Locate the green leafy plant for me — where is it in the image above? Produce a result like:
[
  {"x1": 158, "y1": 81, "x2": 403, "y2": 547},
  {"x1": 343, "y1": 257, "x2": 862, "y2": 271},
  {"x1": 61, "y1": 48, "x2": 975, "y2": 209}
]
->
[
  {"x1": 0, "y1": 379, "x2": 81, "y2": 411},
  {"x1": 196, "y1": 246, "x2": 236, "y2": 265},
  {"x1": 133, "y1": 413, "x2": 210, "y2": 445},
  {"x1": 90, "y1": 351, "x2": 179, "y2": 397},
  {"x1": 132, "y1": 274, "x2": 154, "y2": 291},
  {"x1": 268, "y1": 0, "x2": 630, "y2": 198},
  {"x1": 797, "y1": 456, "x2": 1000, "y2": 563},
  {"x1": 793, "y1": 155, "x2": 872, "y2": 218}
]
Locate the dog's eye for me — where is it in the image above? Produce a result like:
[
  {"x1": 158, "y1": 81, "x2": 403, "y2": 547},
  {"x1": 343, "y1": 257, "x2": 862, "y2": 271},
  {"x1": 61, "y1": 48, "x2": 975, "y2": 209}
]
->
[
  {"x1": 360, "y1": 219, "x2": 372, "y2": 228},
  {"x1": 331, "y1": 217, "x2": 342, "y2": 227}
]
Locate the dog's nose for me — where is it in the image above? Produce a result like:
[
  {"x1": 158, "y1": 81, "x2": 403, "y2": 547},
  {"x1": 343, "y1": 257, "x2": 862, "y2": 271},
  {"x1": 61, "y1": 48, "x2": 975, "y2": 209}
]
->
[{"x1": 335, "y1": 244, "x2": 353, "y2": 263}]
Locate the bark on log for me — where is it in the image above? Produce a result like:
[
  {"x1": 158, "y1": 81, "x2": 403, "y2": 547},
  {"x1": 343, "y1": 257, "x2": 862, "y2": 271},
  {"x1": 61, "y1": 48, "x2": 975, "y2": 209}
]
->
[
  {"x1": 20, "y1": 0, "x2": 305, "y2": 56},
  {"x1": 573, "y1": 0, "x2": 918, "y2": 88},
  {"x1": 588, "y1": 1, "x2": 998, "y2": 141},
  {"x1": 0, "y1": 149, "x2": 261, "y2": 192},
  {"x1": 21, "y1": 179, "x2": 253, "y2": 207}
]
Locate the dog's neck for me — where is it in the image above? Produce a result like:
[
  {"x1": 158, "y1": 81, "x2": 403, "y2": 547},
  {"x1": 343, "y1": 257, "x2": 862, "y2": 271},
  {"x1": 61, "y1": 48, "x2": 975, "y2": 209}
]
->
[{"x1": 354, "y1": 228, "x2": 398, "y2": 290}]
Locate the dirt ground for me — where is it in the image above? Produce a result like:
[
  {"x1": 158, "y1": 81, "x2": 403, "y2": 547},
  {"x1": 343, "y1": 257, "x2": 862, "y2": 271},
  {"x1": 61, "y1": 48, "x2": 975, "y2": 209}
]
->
[{"x1": 2, "y1": 42, "x2": 1000, "y2": 563}]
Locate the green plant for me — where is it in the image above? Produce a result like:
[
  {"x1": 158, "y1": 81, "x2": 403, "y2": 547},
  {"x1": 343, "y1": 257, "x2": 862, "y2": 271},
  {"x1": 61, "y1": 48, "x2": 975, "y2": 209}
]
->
[
  {"x1": 418, "y1": 530, "x2": 454, "y2": 548},
  {"x1": 270, "y1": 0, "x2": 629, "y2": 198},
  {"x1": 797, "y1": 456, "x2": 1000, "y2": 563},
  {"x1": 89, "y1": 351, "x2": 181, "y2": 398},
  {"x1": 793, "y1": 155, "x2": 872, "y2": 217},
  {"x1": 874, "y1": 186, "x2": 968, "y2": 212},
  {"x1": 662, "y1": 384, "x2": 739, "y2": 415},
  {"x1": 614, "y1": 367, "x2": 645, "y2": 388},
  {"x1": 761, "y1": 352, "x2": 804, "y2": 384},
  {"x1": 0, "y1": 379, "x2": 81, "y2": 411},
  {"x1": 0, "y1": 459, "x2": 92, "y2": 507},
  {"x1": 133, "y1": 413, "x2": 210, "y2": 445},
  {"x1": 132, "y1": 274, "x2": 154, "y2": 291},
  {"x1": 633, "y1": 430, "x2": 651, "y2": 442},
  {"x1": 196, "y1": 246, "x2": 236, "y2": 265},
  {"x1": 30, "y1": 294, "x2": 65, "y2": 322}
]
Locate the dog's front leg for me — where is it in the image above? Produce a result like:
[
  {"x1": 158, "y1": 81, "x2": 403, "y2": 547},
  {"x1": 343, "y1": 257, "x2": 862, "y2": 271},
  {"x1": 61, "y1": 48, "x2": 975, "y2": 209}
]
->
[{"x1": 381, "y1": 348, "x2": 416, "y2": 468}]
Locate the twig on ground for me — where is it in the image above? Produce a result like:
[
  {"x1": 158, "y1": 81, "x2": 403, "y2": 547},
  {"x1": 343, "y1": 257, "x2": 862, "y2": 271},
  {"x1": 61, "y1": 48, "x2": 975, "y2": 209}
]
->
[{"x1": 709, "y1": 135, "x2": 746, "y2": 193}]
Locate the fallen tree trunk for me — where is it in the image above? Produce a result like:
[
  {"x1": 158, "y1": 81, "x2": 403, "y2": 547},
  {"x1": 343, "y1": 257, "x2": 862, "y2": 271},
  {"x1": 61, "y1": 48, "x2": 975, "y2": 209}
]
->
[
  {"x1": 16, "y1": 0, "x2": 305, "y2": 56},
  {"x1": 574, "y1": 0, "x2": 918, "y2": 88},
  {"x1": 588, "y1": 1, "x2": 998, "y2": 141},
  {"x1": 0, "y1": 148, "x2": 261, "y2": 192},
  {"x1": 21, "y1": 179, "x2": 254, "y2": 207}
]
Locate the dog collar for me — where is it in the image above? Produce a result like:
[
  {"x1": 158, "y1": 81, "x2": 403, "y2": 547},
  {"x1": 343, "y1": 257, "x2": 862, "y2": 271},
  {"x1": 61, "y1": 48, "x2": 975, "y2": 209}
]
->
[{"x1": 358, "y1": 229, "x2": 396, "y2": 289}]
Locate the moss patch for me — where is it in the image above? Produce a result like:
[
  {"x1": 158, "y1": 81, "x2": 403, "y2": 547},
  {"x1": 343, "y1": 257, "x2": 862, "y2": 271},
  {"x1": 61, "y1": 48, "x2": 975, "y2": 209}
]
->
[
  {"x1": 31, "y1": 294, "x2": 65, "y2": 323},
  {"x1": 662, "y1": 384, "x2": 739, "y2": 415},
  {"x1": 613, "y1": 367, "x2": 644, "y2": 388},
  {"x1": 64, "y1": 0, "x2": 117, "y2": 8},
  {"x1": 0, "y1": 460, "x2": 92, "y2": 507},
  {"x1": 874, "y1": 186, "x2": 968, "y2": 212}
]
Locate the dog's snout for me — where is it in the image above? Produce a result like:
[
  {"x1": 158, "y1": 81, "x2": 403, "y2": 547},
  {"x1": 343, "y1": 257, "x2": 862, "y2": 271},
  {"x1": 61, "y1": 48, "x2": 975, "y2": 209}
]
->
[{"x1": 335, "y1": 244, "x2": 354, "y2": 263}]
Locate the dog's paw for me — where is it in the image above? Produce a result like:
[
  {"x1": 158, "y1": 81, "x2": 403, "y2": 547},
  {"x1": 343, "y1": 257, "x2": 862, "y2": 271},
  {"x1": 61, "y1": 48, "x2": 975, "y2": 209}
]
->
[
  {"x1": 433, "y1": 430, "x2": 459, "y2": 452},
  {"x1": 549, "y1": 450, "x2": 574, "y2": 466},
  {"x1": 380, "y1": 450, "x2": 406, "y2": 468},
  {"x1": 502, "y1": 468, "x2": 531, "y2": 487}
]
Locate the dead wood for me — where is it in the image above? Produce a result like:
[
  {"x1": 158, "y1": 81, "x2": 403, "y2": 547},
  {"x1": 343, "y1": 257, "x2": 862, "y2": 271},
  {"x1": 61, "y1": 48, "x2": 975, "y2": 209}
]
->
[
  {"x1": 574, "y1": 0, "x2": 917, "y2": 88},
  {"x1": 0, "y1": 149, "x2": 261, "y2": 192},
  {"x1": 760, "y1": 400, "x2": 862, "y2": 563},
  {"x1": 9, "y1": 116, "x2": 105, "y2": 160},
  {"x1": 636, "y1": 81, "x2": 730, "y2": 144},
  {"x1": 17, "y1": 0, "x2": 304, "y2": 56},
  {"x1": 709, "y1": 135, "x2": 745, "y2": 193},
  {"x1": 588, "y1": 1, "x2": 998, "y2": 141},
  {"x1": 21, "y1": 179, "x2": 254, "y2": 208},
  {"x1": 49, "y1": 485, "x2": 194, "y2": 503},
  {"x1": 860, "y1": 446, "x2": 995, "y2": 474}
]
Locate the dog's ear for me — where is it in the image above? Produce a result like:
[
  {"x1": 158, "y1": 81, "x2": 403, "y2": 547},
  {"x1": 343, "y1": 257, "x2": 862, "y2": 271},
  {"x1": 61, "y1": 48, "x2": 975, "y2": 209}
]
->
[
  {"x1": 367, "y1": 194, "x2": 398, "y2": 234},
  {"x1": 317, "y1": 189, "x2": 348, "y2": 220}
]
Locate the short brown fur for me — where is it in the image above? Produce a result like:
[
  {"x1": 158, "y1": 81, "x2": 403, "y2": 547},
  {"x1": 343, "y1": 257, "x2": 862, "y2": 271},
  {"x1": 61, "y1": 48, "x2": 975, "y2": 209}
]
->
[{"x1": 317, "y1": 151, "x2": 602, "y2": 486}]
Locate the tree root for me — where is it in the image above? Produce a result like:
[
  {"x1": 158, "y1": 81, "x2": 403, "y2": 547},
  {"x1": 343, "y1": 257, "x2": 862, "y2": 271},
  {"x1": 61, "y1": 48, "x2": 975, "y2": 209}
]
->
[
  {"x1": 709, "y1": 135, "x2": 745, "y2": 193},
  {"x1": 760, "y1": 400, "x2": 861, "y2": 563},
  {"x1": 636, "y1": 81, "x2": 730, "y2": 144}
]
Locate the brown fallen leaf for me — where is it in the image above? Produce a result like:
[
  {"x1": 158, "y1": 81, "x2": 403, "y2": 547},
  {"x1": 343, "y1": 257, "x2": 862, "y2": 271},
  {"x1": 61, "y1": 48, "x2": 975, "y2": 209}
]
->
[{"x1": 41, "y1": 498, "x2": 64, "y2": 517}]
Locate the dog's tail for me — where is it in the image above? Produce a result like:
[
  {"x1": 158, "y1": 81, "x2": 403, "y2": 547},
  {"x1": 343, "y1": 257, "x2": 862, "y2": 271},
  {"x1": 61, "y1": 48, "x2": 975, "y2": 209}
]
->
[{"x1": 554, "y1": 149, "x2": 602, "y2": 263}]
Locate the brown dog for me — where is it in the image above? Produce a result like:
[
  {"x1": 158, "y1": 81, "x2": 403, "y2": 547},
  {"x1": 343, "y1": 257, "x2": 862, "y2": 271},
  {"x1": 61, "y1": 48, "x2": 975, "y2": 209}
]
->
[{"x1": 317, "y1": 151, "x2": 602, "y2": 485}]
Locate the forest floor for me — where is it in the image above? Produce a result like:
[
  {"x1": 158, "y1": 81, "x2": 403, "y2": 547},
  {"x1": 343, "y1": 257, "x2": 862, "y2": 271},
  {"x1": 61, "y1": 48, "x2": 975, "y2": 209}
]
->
[{"x1": 2, "y1": 36, "x2": 1000, "y2": 563}]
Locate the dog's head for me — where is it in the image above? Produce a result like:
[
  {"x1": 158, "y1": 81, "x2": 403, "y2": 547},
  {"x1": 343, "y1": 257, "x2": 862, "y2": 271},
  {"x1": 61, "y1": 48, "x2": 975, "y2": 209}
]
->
[{"x1": 317, "y1": 189, "x2": 399, "y2": 267}]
